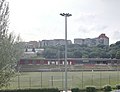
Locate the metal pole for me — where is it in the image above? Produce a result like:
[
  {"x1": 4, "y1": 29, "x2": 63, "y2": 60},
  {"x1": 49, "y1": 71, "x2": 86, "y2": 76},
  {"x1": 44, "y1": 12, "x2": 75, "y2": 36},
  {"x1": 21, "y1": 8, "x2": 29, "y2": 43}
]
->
[
  {"x1": 82, "y1": 71, "x2": 83, "y2": 88},
  {"x1": 60, "y1": 13, "x2": 72, "y2": 92},
  {"x1": 41, "y1": 72, "x2": 42, "y2": 88},
  {"x1": 65, "y1": 16, "x2": 67, "y2": 92}
]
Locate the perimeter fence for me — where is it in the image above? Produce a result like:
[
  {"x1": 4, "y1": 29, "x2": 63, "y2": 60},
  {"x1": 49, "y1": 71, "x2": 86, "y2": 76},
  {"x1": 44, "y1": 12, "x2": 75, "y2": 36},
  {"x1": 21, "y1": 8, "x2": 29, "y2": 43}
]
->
[{"x1": 7, "y1": 71, "x2": 120, "y2": 90}]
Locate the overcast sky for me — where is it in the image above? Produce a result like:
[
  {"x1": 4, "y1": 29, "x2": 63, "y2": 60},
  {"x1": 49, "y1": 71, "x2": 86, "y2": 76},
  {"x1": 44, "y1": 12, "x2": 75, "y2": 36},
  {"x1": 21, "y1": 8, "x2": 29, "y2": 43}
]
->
[{"x1": 9, "y1": 0, "x2": 120, "y2": 44}]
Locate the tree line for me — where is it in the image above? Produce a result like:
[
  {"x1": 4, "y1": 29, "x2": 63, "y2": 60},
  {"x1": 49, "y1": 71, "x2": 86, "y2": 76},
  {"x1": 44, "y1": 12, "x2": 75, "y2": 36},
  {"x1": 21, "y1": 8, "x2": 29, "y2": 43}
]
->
[{"x1": 42, "y1": 41, "x2": 120, "y2": 59}]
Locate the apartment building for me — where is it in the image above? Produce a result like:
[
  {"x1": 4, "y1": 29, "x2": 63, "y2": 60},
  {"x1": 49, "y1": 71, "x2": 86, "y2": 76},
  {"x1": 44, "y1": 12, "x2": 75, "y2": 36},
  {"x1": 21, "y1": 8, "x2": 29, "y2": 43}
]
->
[
  {"x1": 22, "y1": 33, "x2": 109, "y2": 48},
  {"x1": 40, "y1": 39, "x2": 72, "y2": 47},
  {"x1": 24, "y1": 41, "x2": 40, "y2": 49},
  {"x1": 74, "y1": 34, "x2": 109, "y2": 46},
  {"x1": 96, "y1": 33, "x2": 109, "y2": 45}
]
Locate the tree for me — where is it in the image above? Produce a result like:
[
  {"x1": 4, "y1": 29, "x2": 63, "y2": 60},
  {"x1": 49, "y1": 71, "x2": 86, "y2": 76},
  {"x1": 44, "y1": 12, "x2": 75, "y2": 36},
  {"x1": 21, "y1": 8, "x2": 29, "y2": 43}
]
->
[
  {"x1": 99, "y1": 51, "x2": 110, "y2": 58},
  {"x1": 89, "y1": 52, "x2": 99, "y2": 58},
  {"x1": 73, "y1": 50, "x2": 82, "y2": 58},
  {"x1": 43, "y1": 48, "x2": 57, "y2": 58},
  {"x1": 32, "y1": 48, "x2": 35, "y2": 52},
  {"x1": 0, "y1": 0, "x2": 23, "y2": 88},
  {"x1": 115, "y1": 41, "x2": 120, "y2": 46},
  {"x1": 116, "y1": 51, "x2": 120, "y2": 59}
]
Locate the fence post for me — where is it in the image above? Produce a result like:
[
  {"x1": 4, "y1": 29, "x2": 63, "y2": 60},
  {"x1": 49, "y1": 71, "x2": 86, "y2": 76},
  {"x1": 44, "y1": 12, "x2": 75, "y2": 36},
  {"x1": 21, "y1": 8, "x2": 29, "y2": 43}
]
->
[
  {"x1": 41, "y1": 72, "x2": 42, "y2": 88},
  {"x1": 18, "y1": 75, "x2": 20, "y2": 89},
  {"x1": 100, "y1": 71, "x2": 102, "y2": 88},
  {"x1": 71, "y1": 75, "x2": 74, "y2": 88},
  {"x1": 91, "y1": 70, "x2": 94, "y2": 85},
  {"x1": 82, "y1": 71, "x2": 83, "y2": 88},
  {"x1": 109, "y1": 73, "x2": 110, "y2": 85},
  {"x1": 51, "y1": 76, "x2": 53, "y2": 87},
  {"x1": 29, "y1": 77, "x2": 31, "y2": 89},
  {"x1": 62, "y1": 72, "x2": 64, "y2": 89},
  {"x1": 117, "y1": 70, "x2": 119, "y2": 84}
]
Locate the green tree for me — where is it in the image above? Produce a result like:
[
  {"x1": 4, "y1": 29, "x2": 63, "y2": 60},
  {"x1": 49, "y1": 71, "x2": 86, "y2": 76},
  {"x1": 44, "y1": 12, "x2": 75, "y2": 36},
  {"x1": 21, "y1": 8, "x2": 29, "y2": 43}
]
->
[
  {"x1": 0, "y1": 0, "x2": 23, "y2": 88},
  {"x1": 99, "y1": 51, "x2": 110, "y2": 58},
  {"x1": 116, "y1": 51, "x2": 120, "y2": 59},
  {"x1": 82, "y1": 51, "x2": 89, "y2": 58},
  {"x1": 89, "y1": 52, "x2": 99, "y2": 58},
  {"x1": 67, "y1": 51, "x2": 73, "y2": 58},
  {"x1": 73, "y1": 50, "x2": 82, "y2": 58},
  {"x1": 43, "y1": 48, "x2": 57, "y2": 58}
]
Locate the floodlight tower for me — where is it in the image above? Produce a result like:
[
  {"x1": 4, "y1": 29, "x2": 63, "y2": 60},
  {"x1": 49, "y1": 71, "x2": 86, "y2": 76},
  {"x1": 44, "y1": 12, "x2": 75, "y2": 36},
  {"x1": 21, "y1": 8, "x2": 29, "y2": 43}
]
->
[{"x1": 60, "y1": 13, "x2": 72, "y2": 92}]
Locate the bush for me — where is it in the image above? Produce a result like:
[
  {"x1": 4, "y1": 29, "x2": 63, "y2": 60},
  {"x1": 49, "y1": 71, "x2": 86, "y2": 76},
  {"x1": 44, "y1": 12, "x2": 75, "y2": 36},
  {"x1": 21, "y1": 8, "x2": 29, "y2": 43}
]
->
[
  {"x1": 116, "y1": 84, "x2": 120, "y2": 90},
  {"x1": 103, "y1": 85, "x2": 112, "y2": 91},
  {"x1": 71, "y1": 88, "x2": 80, "y2": 92},
  {"x1": 0, "y1": 88, "x2": 59, "y2": 92},
  {"x1": 86, "y1": 86, "x2": 96, "y2": 92}
]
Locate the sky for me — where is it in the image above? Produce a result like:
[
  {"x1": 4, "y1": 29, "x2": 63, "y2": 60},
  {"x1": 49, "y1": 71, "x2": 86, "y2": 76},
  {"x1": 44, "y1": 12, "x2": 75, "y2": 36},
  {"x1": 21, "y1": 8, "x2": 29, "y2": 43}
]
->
[{"x1": 9, "y1": 0, "x2": 120, "y2": 44}]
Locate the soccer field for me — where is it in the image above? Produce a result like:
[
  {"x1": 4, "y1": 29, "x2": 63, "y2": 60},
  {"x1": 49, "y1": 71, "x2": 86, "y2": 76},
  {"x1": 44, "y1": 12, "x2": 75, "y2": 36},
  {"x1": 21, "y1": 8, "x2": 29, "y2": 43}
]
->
[{"x1": 9, "y1": 71, "x2": 120, "y2": 90}]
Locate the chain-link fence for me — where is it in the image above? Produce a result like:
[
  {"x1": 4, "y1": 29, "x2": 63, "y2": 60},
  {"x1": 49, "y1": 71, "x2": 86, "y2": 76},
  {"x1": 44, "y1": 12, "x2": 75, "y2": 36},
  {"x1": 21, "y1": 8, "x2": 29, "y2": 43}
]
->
[{"x1": 8, "y1": 71, "x2": 120, "y2": 90}]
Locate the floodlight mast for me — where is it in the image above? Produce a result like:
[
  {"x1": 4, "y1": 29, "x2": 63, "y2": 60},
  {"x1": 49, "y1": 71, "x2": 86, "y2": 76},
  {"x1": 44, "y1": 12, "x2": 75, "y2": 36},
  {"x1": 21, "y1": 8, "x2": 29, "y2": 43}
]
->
[{"x1": 60, "y1": 13, "x2": 72, "y2": 92}]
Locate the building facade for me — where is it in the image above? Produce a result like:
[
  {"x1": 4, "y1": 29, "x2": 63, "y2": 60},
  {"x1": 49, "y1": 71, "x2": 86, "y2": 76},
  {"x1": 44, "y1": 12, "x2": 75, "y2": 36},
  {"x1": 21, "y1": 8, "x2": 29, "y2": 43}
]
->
[
  {"x1": 74, "y1": 34, "x2": 109, "y2": 46},
  {"x1": 24, "y1": 41, "x2": 40, "y2": 49},
  {"x1": 40, "y1": 39, "x2": 72, "y2": 47},
  {"x1": 22, "y1": 33, "x2": 109, "y2": 48}
]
